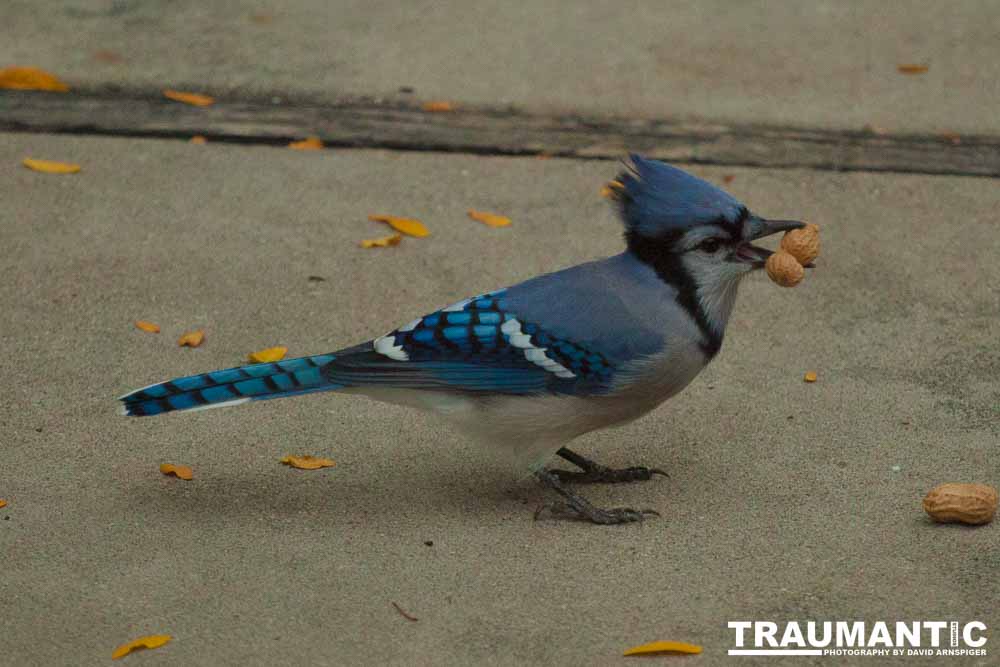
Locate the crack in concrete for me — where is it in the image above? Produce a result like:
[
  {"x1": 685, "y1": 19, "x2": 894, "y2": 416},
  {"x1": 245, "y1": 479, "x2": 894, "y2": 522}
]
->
[{"x1": 2, "y1": 89, "x2": 998, "y2": 177}]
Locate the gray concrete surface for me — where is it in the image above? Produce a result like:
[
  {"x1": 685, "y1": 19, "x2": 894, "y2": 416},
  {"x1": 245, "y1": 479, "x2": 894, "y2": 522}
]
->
[
  {"x1": 4, "y1": 0, "x2": 1000, "y2": 135},
  {"x1": 1, "y1": 133, "x2": 997, "y2": 665}
]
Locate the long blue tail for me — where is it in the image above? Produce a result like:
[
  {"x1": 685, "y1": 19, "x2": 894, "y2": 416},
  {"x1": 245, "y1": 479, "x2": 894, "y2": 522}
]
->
[{"x1": 119, "y1": 353, "x2": 342, "y2": 417}]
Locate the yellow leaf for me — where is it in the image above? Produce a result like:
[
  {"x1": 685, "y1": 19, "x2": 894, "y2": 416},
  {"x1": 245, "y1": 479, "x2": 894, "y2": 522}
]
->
[
  {"x1": 190, "y1": 135, "x2": 208, "y2": 145},
  {"x1": 289, "y1": 136, "x2": 323, "y2": 150},
  {"x1": 422, "y1": 100, "x2": 454, "y2": 112},
  {"x1": 0, "y1": 66, "x2": 69, "y2": 92},
  {"x1": 22, "y1": 158, "x2": 81, "y2": 174},
  {"x1": 360, "y1": 233, "x2": 402, "y2": 248},
  {"x1": 897, "y1": 64, "x2": 929, "y2": 75},
  {"x1": 159, "y1": 463, "x2": 193, "y2": 481},
  {"x1": 177, "y1": 329, "x2": 205, "y2": 347},
  {"x1": 804, "y1": 371, "x2": 818, "y2": 383},
  {"x1": 281, "y1": 455, "x2": 335, "y2": 470},
  {"x1": 467, "y1": 209, "x2": 511, "y2": 228},
  {"x1": 939, "y1": 131, "x2": 961, "y2": 145},
  {"x1": 112, "y1": 634, "x2": 172, "y2": 660},
  {"x1": 368, "y1": 215, "x2": 429, "y2": 238},
  {"x1": 135, "y1": 320, "x2": 160, "y2": 334},
  {"x1": 248, "y1": 346, "x2": 288, "y2": 363},
  {"x1": 600, "y1": 180, "x2": 624, "y2": 199},
  {"x1": 623, "y1": 641, "x2": 703, "y2": 656},
  {"x1": 0, "y1": 499, "x2": 7, "y2": 509},
  {"x1": 163, "y1": 89, "x2": 215, "y2": 106}
]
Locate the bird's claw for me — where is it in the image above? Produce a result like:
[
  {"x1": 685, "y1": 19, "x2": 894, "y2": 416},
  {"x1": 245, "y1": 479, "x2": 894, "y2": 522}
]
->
[{"x1": 549, "y1": 465, "x2": 668, "y2": 484}]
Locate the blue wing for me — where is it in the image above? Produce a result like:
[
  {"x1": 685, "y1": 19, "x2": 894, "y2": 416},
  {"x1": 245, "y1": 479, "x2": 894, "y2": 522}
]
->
[{"x1": 322, "y1": 290, "x2": 616, "y2": 396}]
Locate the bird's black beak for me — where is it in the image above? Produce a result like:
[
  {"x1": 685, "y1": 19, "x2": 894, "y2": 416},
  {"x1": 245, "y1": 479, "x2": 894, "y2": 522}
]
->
[
  {"x1": 731, "y1": 216, "x2": 806, "y2": 268},
  {"x1": 747, "y1": 216, "x2": 805, "y2": 241}
]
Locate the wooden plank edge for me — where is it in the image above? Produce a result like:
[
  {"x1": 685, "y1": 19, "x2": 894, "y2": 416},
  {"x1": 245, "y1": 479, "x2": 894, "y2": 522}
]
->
[{"x1": 1, "y1": 90, "x2": 997, "y2": 177}]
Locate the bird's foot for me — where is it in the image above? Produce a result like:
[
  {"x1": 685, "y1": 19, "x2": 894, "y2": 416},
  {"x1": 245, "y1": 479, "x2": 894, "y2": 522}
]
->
[
  {"x1": 533, "y1": 469, "x2": 659, "y2": 525},
  {"x1": 551, "y1": 447, "x2": 667, "y2": 484}
]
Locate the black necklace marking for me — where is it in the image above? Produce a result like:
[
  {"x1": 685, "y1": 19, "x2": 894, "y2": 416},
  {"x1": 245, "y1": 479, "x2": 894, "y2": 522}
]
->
[{"x1": 625, "y1": 230, "x2": 723, "y2": 357}]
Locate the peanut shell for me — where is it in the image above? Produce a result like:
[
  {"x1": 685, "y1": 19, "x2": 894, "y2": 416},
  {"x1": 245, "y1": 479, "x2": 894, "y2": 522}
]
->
[
  {"x1": 765, "y1": 251, "x2": 804, "y2": 287},
  {"x1": 780, "y1": 223, "x2": 820, "y2": 265},
  {"x1": 923, "y1": 483, "x2": 998, "y2": 525}
]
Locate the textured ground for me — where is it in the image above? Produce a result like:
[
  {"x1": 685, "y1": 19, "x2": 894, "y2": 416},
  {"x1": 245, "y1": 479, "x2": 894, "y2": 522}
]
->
[
  {"x1": 3, "y1": 1, "x2": 999, "y2": 664},
  {"x1": 1, "y1": 132, "x2": 997, "y2": 665},
  {"x1": 4, "y1": 0, "x2": 1000, "y2": 134}
]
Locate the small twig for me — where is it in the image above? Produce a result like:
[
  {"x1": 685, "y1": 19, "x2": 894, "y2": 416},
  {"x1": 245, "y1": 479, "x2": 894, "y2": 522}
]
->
[{"x1": 391, "y1": 601, "x2": 418, "y2": 622}]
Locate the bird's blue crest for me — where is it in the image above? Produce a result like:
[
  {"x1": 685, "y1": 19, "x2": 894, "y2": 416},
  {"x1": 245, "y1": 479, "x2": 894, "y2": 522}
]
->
[{"x1": 616, "y1": 155, "x2": 745, "y2": 237}]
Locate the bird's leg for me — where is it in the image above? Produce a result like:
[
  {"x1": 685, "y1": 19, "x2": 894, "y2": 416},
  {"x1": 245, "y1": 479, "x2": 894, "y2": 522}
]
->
[
  {"x1": 533, "y1": 469, "x2": 659, "y2": 524},
  {"x1": 549, "y1": 447, "x2": 667, "y2": 484}
]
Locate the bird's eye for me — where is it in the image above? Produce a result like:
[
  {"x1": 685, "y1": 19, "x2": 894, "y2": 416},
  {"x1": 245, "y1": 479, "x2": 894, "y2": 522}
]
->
[{"x1": 699, "y1": 238, "x2": 721, "y2": 253}]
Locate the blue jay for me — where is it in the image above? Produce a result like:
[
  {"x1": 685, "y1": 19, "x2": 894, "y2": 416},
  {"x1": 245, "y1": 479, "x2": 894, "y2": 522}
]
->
[{"x1": 119, "y1": 156, "x2": 805, "y2": 524}]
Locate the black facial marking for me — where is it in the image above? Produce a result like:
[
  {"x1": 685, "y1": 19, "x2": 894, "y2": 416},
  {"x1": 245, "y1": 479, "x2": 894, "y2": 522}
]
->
[
  {"x1": 625, "y1": 229, "x2": 723, "y2": 357},
  {"x1": 699, "y1": 208, "x2": 749, "y2": 242},
  {"x1": 730, "y1": 207, "x2": 751, "y2": 238}
]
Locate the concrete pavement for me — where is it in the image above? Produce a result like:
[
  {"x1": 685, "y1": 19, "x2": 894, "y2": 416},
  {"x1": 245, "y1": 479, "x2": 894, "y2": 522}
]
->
[
  {"x1": 1, "y1": 132, "x2": 997, "y2": 665},
  {"x1": 4, "y1": 0, "x2": 1000, "y2": 134}
]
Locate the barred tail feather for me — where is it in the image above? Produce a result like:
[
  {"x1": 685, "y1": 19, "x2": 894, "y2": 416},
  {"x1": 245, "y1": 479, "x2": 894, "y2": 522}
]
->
[{"x1": 119, "y1": 353, "x2": 341, "y2": 417}]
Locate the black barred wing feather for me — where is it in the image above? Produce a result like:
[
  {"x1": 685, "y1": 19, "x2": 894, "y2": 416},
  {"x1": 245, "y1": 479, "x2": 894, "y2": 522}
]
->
[{"x1": 324, "y1": 290, "x2": 616, "y2": 395}]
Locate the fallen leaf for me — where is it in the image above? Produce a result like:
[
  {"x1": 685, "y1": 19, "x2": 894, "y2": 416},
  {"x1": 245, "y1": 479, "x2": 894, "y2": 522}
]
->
[
  {"x1": 360, "y1": 233, "x2": 403, "y2": 248},
  {"x1": 22, "y1": 158, "x2": 81, "y2": 174},
  {"x1": 135, "y1": 320, "x2": 161, "y2": 334},
  {"x1": 281, "y1": 455, "x2": 335, "y2": 470},
  {"x1": 939, "y1": 131, "x2": 961, "y2": 145},
  {"x1": 422, "y1": 101, "x2": 454, "y2": 112},
  {"x1": 189, "y1": 135, "x2": 207, "y2": 145},
  {"x1": 467, "y1": 209, "x2": 511, "y2": 228},
  {"x1": 159, "y1": 463, "x2": 193, "y2": 481},
  {"x1": 163, "y1": 89, "x2": 214, "y2": 107},
  {"x1": 0, "y1": 500, "x2": 6, "y2": 509},
  {"x1": 0, "y1": 66, "x2": 69, "y2": 92},
  {"x1": 535, "y1": 153, "x2": 552, "y2": 160},
  {"x1": 112, "y1": 635, "x2": 171, "y2": 660},
  {"x1": 624, "y1": 641, "x2": 702, "y2": 656},
  {"x1": 250, "y1": 12, "x2": 273, "y2": 24},
  {"x1": 93, "y1": 50, "x2": 124, "y2": 64},
  {"x1": 897, "y1": 64, "x2": 929, "y2": 75},
  {"x1": 804, "y1": 371, "x2": 818, "y2": 383},
  {"x1": 600, "y1": 180, "x2": 624, "y2": 199},
  {"x1": 289, "y1": 136, "x2": 323, "y2": 150},
  {"x1": 248, "y1": 346, "x2": 288, "y2": 363},
  {"x1": 368, "y1": 215, "x2": 429, "y2": 238},
  {"x1": 177, "y1": 330, "x2": 205, "y2": 347},
  {"x1": 722, "y1": 174, "x2": 735, "y2": 184}
]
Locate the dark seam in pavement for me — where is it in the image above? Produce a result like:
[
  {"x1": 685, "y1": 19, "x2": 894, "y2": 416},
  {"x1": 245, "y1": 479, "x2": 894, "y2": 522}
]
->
[{"x1": 1, "y1": 89, "x2": 998, "y2": 178}]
